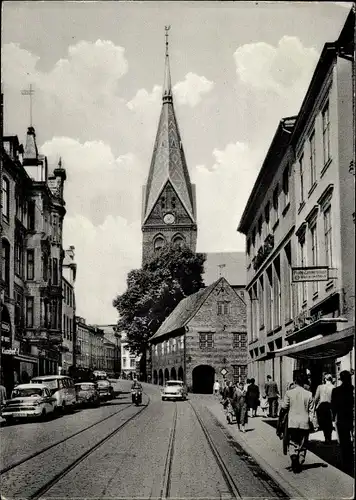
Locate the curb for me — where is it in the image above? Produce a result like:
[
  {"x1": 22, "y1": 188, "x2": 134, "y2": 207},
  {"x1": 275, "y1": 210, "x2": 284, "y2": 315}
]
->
[{"x1": 206, "y1": 406, "x2": 307, "y2": 500}]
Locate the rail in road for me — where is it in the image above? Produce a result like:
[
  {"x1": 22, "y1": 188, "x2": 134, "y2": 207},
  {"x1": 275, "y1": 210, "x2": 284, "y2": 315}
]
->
[
  {"x1": 158, "y1": 399, "x2": 287, "y2": 500},
  {"x1": 0, "y1": 393, "x2": 151, "y2": 500},
  {"x1": 0, "y1": 400, "x2": 133, "y2": 475}
]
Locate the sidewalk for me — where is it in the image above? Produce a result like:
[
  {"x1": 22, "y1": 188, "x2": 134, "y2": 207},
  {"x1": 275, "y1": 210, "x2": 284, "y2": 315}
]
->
[{"x1": 197, "y1": 395, "x2": 354, "y2": 499}]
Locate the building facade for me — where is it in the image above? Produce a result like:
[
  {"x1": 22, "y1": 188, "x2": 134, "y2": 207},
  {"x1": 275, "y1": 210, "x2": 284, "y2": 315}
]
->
[
  {"x1": 141, "y1": 32, "x2": 197, "y2": 266},
  {"x1": 238, "y1": 10, "x2": 354, "y2": 394},
  {"x1": 120, "y1": 331, "x2": 140, "y2": 379},
  {"x1": 1, "y1": 126, "x2": 66, "y2": 395},
  {"x1": 61, "y1": 246, "x2": 76, "y2": 374},
  {"x1": 94, "y1": 324, "x2": 121, "y2": 376},
  {"x1": 150, "y1": 277, "x2": 247, "y2": 393},
  {"x1": 75, "y1": 316, "x2": 105, "y2": 370}
]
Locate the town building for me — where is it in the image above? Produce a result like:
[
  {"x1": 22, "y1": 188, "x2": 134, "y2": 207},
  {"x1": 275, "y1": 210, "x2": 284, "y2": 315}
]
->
[
  {"x1": 150, "y1": 277, "x2": 247, "y2": 393},
  {"x1": 1, "y1": 125, "x2": 66, "y2": 395},
  {"x1": 61, "y1": 246, "x2": 76, "y2": 374},
  {"x1": 75, "y1": 316, "x2": 105, "y2": 370},
  {"x1": 120, "y1": 331, "x2": 140, "y2": 379},
  {"x1": 94, "y1": 324, "x2": 121, "y2": 376},
  {"x1": 238, "y1": 117, "x2": 297, "y2": 394},
  {"x1": 238, "y1": 9, "x2": 355, "y2": 394},
  {"x1": 141, "y1": 29, "x2": 197, "y2": 266}
]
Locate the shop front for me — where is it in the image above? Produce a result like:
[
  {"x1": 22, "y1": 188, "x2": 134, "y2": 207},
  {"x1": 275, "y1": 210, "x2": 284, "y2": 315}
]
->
[{"x1": 1, "y1": 304, "x2": 15, "y2": 396}]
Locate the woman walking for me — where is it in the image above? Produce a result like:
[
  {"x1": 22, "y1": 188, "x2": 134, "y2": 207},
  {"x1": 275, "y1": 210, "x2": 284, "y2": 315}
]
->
[
  {"x1": 232, "y1": 381, "x2": 248, "y2": 432},
  {"x1": 246, "y1": 378, "x2": 260, "y2": 417},
  {"x1": 314, "y1": 374, "x2": 334, "y2": 443}
]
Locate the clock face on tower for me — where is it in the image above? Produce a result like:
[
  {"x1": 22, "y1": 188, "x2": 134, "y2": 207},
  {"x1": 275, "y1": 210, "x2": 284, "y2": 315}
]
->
[{"x1": 163, "y1": 213, "x2": 175, "y2": 225}]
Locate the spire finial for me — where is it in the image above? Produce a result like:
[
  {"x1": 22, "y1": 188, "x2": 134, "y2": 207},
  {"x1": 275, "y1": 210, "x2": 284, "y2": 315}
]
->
[
  {"x1": 163, "y1": 26, "x2": 172, "y2": 101},
  {"x1": 21, "y1": 83, "x2": 35, "y2": 127},
  {"x1": 58, "y1": 156, "x2": 62, "y2": 168}
]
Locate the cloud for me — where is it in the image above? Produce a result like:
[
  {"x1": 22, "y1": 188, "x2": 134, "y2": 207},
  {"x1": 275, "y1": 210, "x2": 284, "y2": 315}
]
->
[
  {"x1": 127, "y1": 72, "x2": 214, "y2": 111},
  {"x1": 193, "y1": 141, "x2": 261, "y2": 252},
  {"x1": 63, "y1": 214, "x2": 141, "y2": 324},
  {"x1": 41, "y1": 137, "x2": 145, "y2": 225},
  {"x1": 174, "y1": 72, "x2": 215, "y2": 107},
  {"x1": 234, "y1": 36, "x2": 318, "y2": 96}
]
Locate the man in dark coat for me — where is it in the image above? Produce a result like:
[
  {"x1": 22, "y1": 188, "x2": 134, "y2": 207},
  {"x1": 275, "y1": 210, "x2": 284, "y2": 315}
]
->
[
  {"x1": 246, "y1": 378, "x2": 260, "y2": 417},
  {"x1": 331, "y1": 370, "x2": 354, "y2": 474},
  {"x1": 264, "y1": 375, "x2": 279, "y2": 418}
]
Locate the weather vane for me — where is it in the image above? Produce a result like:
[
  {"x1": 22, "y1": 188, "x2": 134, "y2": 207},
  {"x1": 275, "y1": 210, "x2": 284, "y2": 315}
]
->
[
  {"x1": 21, "y1": 84, "x2": 35, "y2": 127},
  {"x1": 165, "y1": 25, "x2": 171, "y2": 56}
]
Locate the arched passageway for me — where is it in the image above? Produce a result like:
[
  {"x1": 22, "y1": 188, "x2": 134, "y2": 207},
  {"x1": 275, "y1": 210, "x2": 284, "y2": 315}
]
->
[
  {"x1": 192, "y1": 365, "x2": 215, "y2": 394},
  {"x1": 153, "y1": 370, "x2": 158, "y2": 385},
  {"x1": 171, "y1": 367, "x2": 177, "y2": 380},
  {"x1": 158, "y1": 369, "x2": 163, "y2": 386},
  {"x1": 164, "y1": 368, "x2": 169, "y2": 383},
  {"x1": 178, "y1": 366, "x2": 184, "y2": 381}
]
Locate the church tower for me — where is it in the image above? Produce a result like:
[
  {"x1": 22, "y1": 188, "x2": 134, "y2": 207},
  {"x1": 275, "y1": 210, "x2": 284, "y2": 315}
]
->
[{"x1": 141, "y1": 28, "x2": 197, "y2": 265}]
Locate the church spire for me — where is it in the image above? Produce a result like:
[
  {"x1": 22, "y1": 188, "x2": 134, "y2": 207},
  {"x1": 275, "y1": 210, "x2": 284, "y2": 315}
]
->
[{"x1": 163, "y1": 25, "x2": 172, "y2": 101}]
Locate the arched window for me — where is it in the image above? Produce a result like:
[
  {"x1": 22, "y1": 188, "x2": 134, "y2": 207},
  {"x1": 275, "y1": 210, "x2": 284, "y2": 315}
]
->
[
  {"x1": 154, "y1": 236, "x2": 165, "y2": 252},
  {"x1": 172, "y1": 234, "x2": 185, "y2": 248},
  {"x1": 2, "y1": 177, "x2": 10, "y2": 219}
]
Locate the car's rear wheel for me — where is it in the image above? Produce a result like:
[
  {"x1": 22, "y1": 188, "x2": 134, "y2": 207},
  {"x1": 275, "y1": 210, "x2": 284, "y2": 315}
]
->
[
  {"x1": 41, "y1": 409, "x2": 47, "y2": 421},
  {"x1": 162, "y1": 397, "x2": 166, "y2": 401},
  {"x1": 5, "y1": 417, "x2": 14, "y2": 426}
]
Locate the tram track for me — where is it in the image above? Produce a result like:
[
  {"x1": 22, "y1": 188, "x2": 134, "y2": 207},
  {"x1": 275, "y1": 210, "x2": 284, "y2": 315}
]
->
[
  {"x1": 158, "y1": 399, "x2": 242, "y2": 500},
  {"x1": 0, "y1": 400, "x2": 133, "y2": 475}
]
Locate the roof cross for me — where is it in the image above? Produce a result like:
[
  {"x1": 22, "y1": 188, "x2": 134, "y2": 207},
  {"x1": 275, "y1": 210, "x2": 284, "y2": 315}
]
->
[
  {"x1": 165, "y1": 25, "x2": 170, "y2": 57},
  {"x1": 21, "y1": 84, "x2": 35, "y2": 126}
]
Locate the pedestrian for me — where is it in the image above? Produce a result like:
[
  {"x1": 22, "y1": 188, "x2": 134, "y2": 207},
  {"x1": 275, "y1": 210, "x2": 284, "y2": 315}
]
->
[
  {"x1": 281, "y1": 373, "x2": 314, "y2": 473},
  {"x1": 246, "y1": 378, "x2": 260, "y2": 417},
  {"x1": 314, "y1": 374, "x2": 334, "y2": 443},
  {"x1": 264, "y1": 375, "x2": 280, "y2": 417},
  {"x1": 331, "y1": 370, "x2": 354, "y2": 474},
  {"x1": 213, "y1": 379, "x2": 220, "y2": 397},
  {"x1": 243, "y1": 378, "x2": 251, "y2": 392},
  {"x1": 232, "y1": 381, "x2": 248, "y2": 432}
]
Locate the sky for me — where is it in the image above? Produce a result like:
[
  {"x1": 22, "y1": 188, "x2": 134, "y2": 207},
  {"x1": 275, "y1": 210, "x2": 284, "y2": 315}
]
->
[{"x1": 1, "y1": 1, "x2": 352, "y2": 324}]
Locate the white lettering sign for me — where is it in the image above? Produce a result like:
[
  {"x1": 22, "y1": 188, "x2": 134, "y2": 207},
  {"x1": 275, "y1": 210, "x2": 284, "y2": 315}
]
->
[
  {"x1": 1, "y1": 322, "x2": 11, "y2": 332},
  {"x1": 1, "y1": 347, "x2": 19, "y2": 356},
  {"x1": 292, "y1": 267, "x2": 329, "y2": 282}
]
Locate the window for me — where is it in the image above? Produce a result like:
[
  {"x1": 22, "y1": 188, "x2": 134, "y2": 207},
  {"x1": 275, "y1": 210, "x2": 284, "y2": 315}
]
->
[
  {"x1": 272, "y1": 185, "x2": 279, "y2": 224},
  {"x1": 299, "y1": 154, "x2": 304, "y2": 204},
  {"x1": 15, "y1": 290, "x2": 24, "y2": 328},
  {"x1": 310, "y1": 223, "x2": 318, "y2": 294},
  {"x1": 259, "y1": 276, "x2": 264, "y2": 328},
  {"x1": 299, "y1": 238, "x2": 307, "y2": 304},
  {"x1": 26, "y1": 297, "x2": 34, "y2": 327},
  {"x1": 282, "y1": 166, "x2": 290, "y2": 207},
  {"x1": 172, "y1": 235, "x2": 184, "y2": 248},
  {"x1": 324, "y1": 206, "x2": 333, "y2": 267},
  {"x1": 309, "y1": 131, "x2": 316, "y2": 187},
  {"x1": 42, "y1": 251, "x2": 49, "y2": 281},
  {"x1": 180, "y1": 336, "x2": 184, "y2": 350},
  {"x1": 28, "y1": 201, "x2": 35, "y2": 230},
  {"x1": 2, "y1": 239, "x2": 10, "y2": 294},
  {"x1": 123, "y1": 358, "x2": 127, "y2": 368},
  {"x1": 2, "y1": 177, "x2": 10, "y2": 219},
  {"x1": 322, "y1": 101, "x2": 331, "y2": 165},
  {"x1": 130, "y1": 358, "x2": 135, "y2": 368},
  {"x1": 273, "y1": 257, "x2": 281, "y2": 328},
  {"x1": 232, "y1": 365, "x2": 247, "y2": 384},
  {"x1": 52, "y1": 258, "x2": 58, "y2": 285},
  {"x1": 15, "y1": 234, "x2": 24, "y2": 277},
  {"x1": 258, "y1": 216, "x2": 263, "y2": 238},
  {"x1": 199, "y1": 332, "x2": 214, "y2": 349},
  {"x1": 284, "y1": 243, "x2": 293, "y2": 322},
  {"x1": 233, "y1": 333, "x2": 247, "y2": 349},
  {"x1": 154, "y1": 236, "x2": 165, "y2": 252},
  {"x1": 251, "y1": 283, "x2": 258, "y2": 338},
  {"x1": 265, "y1": 203, "x2": 271, "y2": 234},
  {"x1": 266, "y1": 266, "x2": 273, "y2": 332},
  {"x1": 51, "y1": 300, "x2": 58, "y2": 329},
  {"x1": 217, "y1": 301, "x2": 230, "y2": 315},
  {"x1": 27, "y1": 250, "x2": 35, "y2": 280}
]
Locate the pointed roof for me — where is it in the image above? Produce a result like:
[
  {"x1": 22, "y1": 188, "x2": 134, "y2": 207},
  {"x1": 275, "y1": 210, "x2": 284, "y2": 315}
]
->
[
  {"x1": 143, "y1": 29, "x2": 195, "y2": 223},
  {"x1": 23, "y1": 126, "x2": 40, "y2": 165}
]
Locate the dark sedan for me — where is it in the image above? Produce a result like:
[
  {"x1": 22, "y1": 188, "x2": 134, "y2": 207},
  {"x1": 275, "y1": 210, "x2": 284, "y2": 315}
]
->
[{"x1": 75, "y1": 382, "x2": 100, "y2": 408}]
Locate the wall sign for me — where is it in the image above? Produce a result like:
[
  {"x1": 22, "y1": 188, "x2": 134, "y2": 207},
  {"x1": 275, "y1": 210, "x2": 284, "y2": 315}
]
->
[
  {"x1": 292, "y1": 267, "x2": 329, "y2": 282},
  {"x1": 1, "y1": 347, "x2": 19, "y2": 356}
]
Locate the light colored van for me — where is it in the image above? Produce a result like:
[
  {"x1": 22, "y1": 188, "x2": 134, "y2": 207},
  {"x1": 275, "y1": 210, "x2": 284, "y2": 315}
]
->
[{"x1": 31, "y1": 375, "x2": 76, "y2": 411}]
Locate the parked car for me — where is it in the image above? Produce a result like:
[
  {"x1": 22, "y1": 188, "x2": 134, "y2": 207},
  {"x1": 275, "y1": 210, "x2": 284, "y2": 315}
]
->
[
  {"x1": 96, "y1": 379, "x2": 114, "y2": 401},
  {"x1": 93, "y1": 370, "x2": 107, "y2": 380},
  {"x1": 75, "y1": 382, "x2": 100, "y2": 408},
  {"x1": 31, "y1": 375, "x2": 76, "y2": 412},
  {"x1": 2, "y1": 384, "x2": 56, "y2": 423},
  {"x1": 161, "y1": 380, "x2": 188, "y2": 401}
]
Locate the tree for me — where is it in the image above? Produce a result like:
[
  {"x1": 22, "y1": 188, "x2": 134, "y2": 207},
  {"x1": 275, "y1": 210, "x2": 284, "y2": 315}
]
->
[{"x1": 113, "y1": 245, "x2": 206, "y2": 357}]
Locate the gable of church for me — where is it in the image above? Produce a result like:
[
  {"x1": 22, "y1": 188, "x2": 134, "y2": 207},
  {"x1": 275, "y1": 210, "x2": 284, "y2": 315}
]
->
[{"x1": 144, "y1": 181, "x2": 194, "y2": 227}]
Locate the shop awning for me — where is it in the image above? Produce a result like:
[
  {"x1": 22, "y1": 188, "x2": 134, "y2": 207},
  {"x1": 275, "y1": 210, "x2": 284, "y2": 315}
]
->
[
  {"x1": 274, "y1": 326, "x2": 354, "y2": 360},
  {"x1": 286, "y1": 317, "x2": 348, "y2": 342}
]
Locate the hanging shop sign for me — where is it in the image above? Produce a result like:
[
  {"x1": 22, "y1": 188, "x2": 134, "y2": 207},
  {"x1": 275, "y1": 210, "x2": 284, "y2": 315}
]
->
[
  {"x1": 292, "y1": 267, "x2": 329, "y2": 282},
  {"x1": 220, "y1": 368, "x2": 228, "y2": 376}
]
